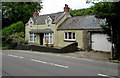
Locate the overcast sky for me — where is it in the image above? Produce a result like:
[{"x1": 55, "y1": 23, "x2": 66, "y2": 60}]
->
[{"x1": 40, "y1": 0, "x2": 94, "y2": 15}]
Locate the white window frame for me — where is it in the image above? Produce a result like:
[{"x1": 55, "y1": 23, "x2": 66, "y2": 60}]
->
[
  {"x1": 29, "y1": 21, "x2": 33, "y2": 28},
  {"x1": 29, "y1": 18, "x2": 33, "y2": 29},
  {"x1": 43, "y1": 33, "x2": 53, "y2": 44},
  {"x1": 29, "y1": 33, "x2": 37, "y2": 42},
  {"x1": 45, "y1": 16, "x2": 52, "y2": 28},
  {"x1": 64, "y1": 32, "x2": 76, "y2": 41}
]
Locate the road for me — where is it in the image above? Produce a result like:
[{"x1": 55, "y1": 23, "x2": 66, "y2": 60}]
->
[{"x1": 1, "y1": 50, "x2": 119, "y2": 77}]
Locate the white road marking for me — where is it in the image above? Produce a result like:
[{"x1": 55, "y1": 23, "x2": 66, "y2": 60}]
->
[
  {"x1": 51, "y1": 63, "x2": 69, "y2": 69},
  {"x1": 98, "y1": 73, "x2": 115, "y2": 78},
  {"x1": 31, "y1": 59, "x2": 69, "y2": 69},
  {"x1": 8, "y1": 54, "x2": 18, "y2": 57},
  {"x1": 98, "y1": 73, "x2": 108, "y2": 77},
  {"x1": 31, "y1": 59, "x2": 48, "y2": 64},
  {"x1": 19, "y1": 56, "x2": 24, "y2": 59},
  {"x1": 0, "y1": 53, "x2": 2, "y2": 55},
  {"x1": 8, "y1": 54, "x2": 24, "y2": 59}
]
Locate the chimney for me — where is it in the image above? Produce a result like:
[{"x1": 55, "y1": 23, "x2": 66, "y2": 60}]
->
[
  {"x1": 64, "y1": 4, "x2": 70, "y2": 12},
  {"x1": 33, "y1": 9, "x2": 39, "y2": 17}
]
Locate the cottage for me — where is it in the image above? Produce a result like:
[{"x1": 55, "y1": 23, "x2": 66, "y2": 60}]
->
[{"x1": 25, "y1": 4, "x2": 111, "y2": 52}]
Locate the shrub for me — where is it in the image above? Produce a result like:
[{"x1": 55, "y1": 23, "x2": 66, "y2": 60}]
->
[
  {"x1": 2, "y1": 21, "x2": 24, "y2": 39},
  {"x1": 2, "y1": 21, "x2": 24, "y2": 48},
  {"x1": 10, "y1": 32, "x2": 28, "y2": 45}
]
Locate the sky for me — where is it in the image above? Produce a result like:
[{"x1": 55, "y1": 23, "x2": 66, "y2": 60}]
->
[{"x1": 40, "y1": 0, "x2": 94, "y2": 15}]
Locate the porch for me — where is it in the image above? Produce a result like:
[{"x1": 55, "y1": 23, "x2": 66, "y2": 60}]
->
[{"x1": 29, "y1": 29, "x2": 54, "y2": 46}]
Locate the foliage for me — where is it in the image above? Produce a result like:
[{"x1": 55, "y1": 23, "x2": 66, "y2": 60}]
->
[
  {"x1": 1, "y1": 46, "x2": 10, "y2": 50},
  {"x1": 2, "y1": 2, "x2": 42, "y2": 28},
  {"x1": 70, "y1": 8, "x2": 94, "y2": 16},
  {"x1": 2, "y1": 21, "x2": 24, "y2": 38},
  {"x1": 92, "y1": 2, "x2": 120, "y2": 59},
  {"x1": 10, "y1": 32, "x2": 28, "y2": 45},
  {"x1": 2, "y1": 21, "x2": 25, "y2": 48}
]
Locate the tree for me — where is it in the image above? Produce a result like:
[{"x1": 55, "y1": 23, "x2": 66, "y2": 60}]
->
[
  {"x1": 92, "y1": 2, "x2": 120, "y2": 59},
  {"x1": 70, "y1": 8, "x2": 94, "y2": 16},
  {"x1": 2, "y1": 2, "x2": 42, "y2": 28}
]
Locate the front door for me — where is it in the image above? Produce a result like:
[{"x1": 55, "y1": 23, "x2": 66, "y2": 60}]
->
[{"x1": 40, "y1": 33, "x2": 44, "y2": 45}]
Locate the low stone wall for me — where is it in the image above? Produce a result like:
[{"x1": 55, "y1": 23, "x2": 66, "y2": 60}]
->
[{"x1": 15, "y1": 42, "x2": 78, "y2": 53}]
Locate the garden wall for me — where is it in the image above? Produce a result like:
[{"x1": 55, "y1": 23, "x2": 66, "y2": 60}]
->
[{"x1": 15, "y1": 42, "x2": 78, "y2": 53}]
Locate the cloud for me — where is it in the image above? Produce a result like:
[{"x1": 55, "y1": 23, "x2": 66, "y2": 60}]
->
[{"x1": 40, "y1": 0, "x2": 93, "y2": 15}]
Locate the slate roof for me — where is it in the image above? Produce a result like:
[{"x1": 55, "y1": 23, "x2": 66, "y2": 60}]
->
[
  {"x1": 58, "y1": 15, "x2": 106, "y2": 30},
  {"x1": 32, "y1": 12, "x2": 66, "y2": 25},
  {"x1": 29, "y1": 29, "x2": 53, "y2": 33}
]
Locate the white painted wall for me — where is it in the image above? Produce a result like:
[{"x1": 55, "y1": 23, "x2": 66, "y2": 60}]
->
[{"x1": 92, "y1": 33, "x2": 112, "y2": 52}]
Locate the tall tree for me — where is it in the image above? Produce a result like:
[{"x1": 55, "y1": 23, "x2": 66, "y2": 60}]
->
[
  {"x1": 2, "y1": 2, "x2": 42, "y2": 28},
  {"x1": 70, "y1": 8, "x2": 94, "y2": 16},
  {"x1": 92, "y1": 2, "x2": 120, "y2": 59}
]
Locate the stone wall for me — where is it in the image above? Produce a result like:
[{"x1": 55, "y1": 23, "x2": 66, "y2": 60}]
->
[
  {"x1": 15, "y1": 42, "x2": 78, "y2": 53},
  {"x1": 83, "y1": 30, "x2": 91, "y2": 51}
]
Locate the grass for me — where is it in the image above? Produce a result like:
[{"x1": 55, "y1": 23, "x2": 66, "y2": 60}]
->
[{"x1": 0, "y1": 46, "x2": 10, "y2": 50}]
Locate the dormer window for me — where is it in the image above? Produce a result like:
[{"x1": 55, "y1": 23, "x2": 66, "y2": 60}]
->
[
  {"x1": 47, "y1": 19, "x2": 51, "y2": 27},
  {"x1": 30, "y1": 21, "x2": 33, "y2": 28},
  {"x1": 45, "y1": 16, "x2": 52, "y2": 27},
  {"x1": 29, "y1": 18, "x2": 33, "y2": 29}
]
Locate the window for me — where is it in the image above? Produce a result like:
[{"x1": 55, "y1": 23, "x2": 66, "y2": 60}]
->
[
  {"x1": 44, "y1": 33, "x2": 53, "y2": 44},
  {"x1": 47, "y1": 19, "x2": 51, "y2": 27},
  {"x1": 46, "y1": 16, "x2": 52, "y2": 27},
  {"x1": 29, "y1": 21, "x2": 33, "y2": 28},
  {"x1": 64, "y1": 32, "x2": 76, "y2": 41},
  {"x1": 29, "y1": 33, "x2": 37, "y2": 42}
]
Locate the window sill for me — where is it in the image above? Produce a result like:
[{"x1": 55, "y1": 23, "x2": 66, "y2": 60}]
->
[
  {"x1": 64, "y1": 39, "x2": 76, "y2": 42},
  {"x1": 44, "y1": 43, "x2": 53, "y2": 44},
  {"x1": 29, "y1": 41, "x2": 37, "y2": 42}
]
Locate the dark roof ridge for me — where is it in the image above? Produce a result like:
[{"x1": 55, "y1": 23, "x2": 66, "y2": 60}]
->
[{"x1": 38, "y1": 11, "x2": 64, "y2": 16}]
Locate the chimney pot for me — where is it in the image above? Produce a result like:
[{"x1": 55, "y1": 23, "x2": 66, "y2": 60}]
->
[
  {"x1": 64, "y1": 4, "x2": 70, "y2": 12},
  {"x1": 33, "y1": 9, "x2": 39, "y2": 17}
]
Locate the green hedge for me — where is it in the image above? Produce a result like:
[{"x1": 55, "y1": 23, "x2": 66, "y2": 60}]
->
[
  {"x1": 2, "y1": 21, "x2": 24, "y2": 48},
  {"x1": 2, "y1": 21, "x2": 24, "y2": 38}
]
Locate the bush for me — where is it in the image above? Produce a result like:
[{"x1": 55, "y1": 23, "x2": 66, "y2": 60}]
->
[
  {"x1": 2, "y1": 21, "x2": 25, "y2": 48},
  {"x1": 2, "y1": 21, "x2": 24, "y2": 39},
  {"x1": 10, "y1": 32, "x2": 28, "y2": 45}
]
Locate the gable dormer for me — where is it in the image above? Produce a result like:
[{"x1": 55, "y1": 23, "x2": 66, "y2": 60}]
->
[
  {"x1": 29, "y1": 18, "x2": 34, "y2": 28},
  {"x1": 45, "y1": 16, "x2": 52, "y2": 27}
]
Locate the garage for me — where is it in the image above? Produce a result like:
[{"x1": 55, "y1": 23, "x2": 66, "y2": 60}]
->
[{"x1": 91, "y1": 33, "x2": 112, "y2": 52}]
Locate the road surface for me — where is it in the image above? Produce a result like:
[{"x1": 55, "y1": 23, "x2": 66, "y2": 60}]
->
[{"x1": 1, "y1": 50, "x2": 119, "y2": 77}]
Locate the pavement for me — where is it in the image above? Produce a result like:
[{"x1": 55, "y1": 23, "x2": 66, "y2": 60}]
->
[
  {"x1": 1, "y1": 50, "x2": 119, "y2": 77},
  {"x1": 21, "y1": 50, "x2": 119, "y2": 63},
  {"x1": 54, "y1": 50, "x2": 111, "y2": 62}
]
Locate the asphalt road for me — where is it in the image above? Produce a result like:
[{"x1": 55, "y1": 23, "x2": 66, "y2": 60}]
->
[{"x1": 1, "y1": 50, "x2": 119, "y2": 77}]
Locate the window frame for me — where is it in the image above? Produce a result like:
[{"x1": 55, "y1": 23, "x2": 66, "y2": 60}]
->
[
  {"x1": 45, "y1": 16, "x2": 52, "y2": 28},
  {"x1": 29, "y1": 21, "x2": 33, "y2": 28},
  {"x1": 29, "y1": 18, "x2": 33, "y2": 29},
  {"x1": 44, "y1": 33, "x2": 53, "y2": 44},
  {"x1": 64, "y1": 32, "x2": 76, "y2": 41},
  {"x1": 29, "y1": 33, "x2": 37, "y2": 42}
]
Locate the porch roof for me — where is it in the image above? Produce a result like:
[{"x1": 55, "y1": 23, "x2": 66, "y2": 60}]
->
[{"x1": 29, "y1": 29, "x2": 53, "y2": 33}]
